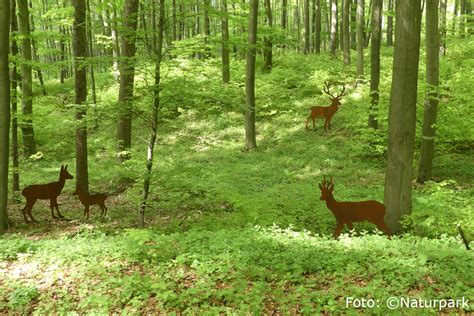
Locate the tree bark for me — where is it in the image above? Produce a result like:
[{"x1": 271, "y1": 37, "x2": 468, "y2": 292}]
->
[
  {"x1": 87, "y1": 0, "x2": 98, "y2": 128},
  {"x1": 117, "y1": 0, "x2": 140, "y2": 155},
  {"x1": 330, "y1": 0, "x2": 338, "y2": 57},
  {"x1": 384, "y1": 0, "x2": 422, "y2": 233},
  {"x1": 263, "y1": 0, "x2": 273, "y2": 70},
  {"x1": 221, "y1": 0, "x2": 230, "y2": 82},
  {"x1": 304, "y1": 0, "x2": 310, "y2": 53},
  {"x1": 368, "y1": 0, "x2": 382, "y2": 128},
  {"x1": 439, "y1": 0, "x2": 446, "y2": 54},
  {"x1": 350, "y1": 0, "x2": 356, "y2": 49},
  {"x1": 18, "y1": 0, "x2": 36, "y2": 156},
  {"x1": 73, "y1": 0, "x2": 89, "y2": 194},
  {"x1": 343, "y1": 0, "x2": 351, "y2": 64},
  {"x1": 0, "y1": 0, "x2": 11, "y2": 233},
  {"x1": 139, "y1": 0, "x2": 165, "y2": 228},
  {"x1": 386, "y1": 0, "x2": 393, "y2": 46},
  {"x1": 245, "y1": 0, "x2": 258, "y2": 151},
  {"x1": 356, "y1": 0, "x2": 364, "y2": 77},
  {"x1": 417, "y1": 0, "x2": 439, "y2": 183},
  {"x1": 315, "y1": 0, "x2": 321, "y2": 53},
  {"x1": 10, "y1": 0, "x2": 20, "y2": 193}
]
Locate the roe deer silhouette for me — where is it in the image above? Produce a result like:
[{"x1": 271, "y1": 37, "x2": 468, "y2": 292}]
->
[
  {"x1": 318, "y1": 176, "x2": 392, "y2": 238},
  {"x1": 306, "y1": 81, "x2": 346, "y2": 131},
  {"x1": 21, "y1": 164, "x2": 73, "y2": 222},
  {"x1": 73, "y1": 186, "x2": 108, "y2": 219}
]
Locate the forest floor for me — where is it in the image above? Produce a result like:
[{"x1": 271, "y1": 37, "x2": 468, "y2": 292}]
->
[{"x1": 1, "y1": 39, "x2": 473, "y2": 313}]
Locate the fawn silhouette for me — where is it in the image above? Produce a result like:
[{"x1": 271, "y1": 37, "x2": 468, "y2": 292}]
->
[
  {"x1": 21, "y1": 164, "x2": 73, "y2": 222},
  {"x1": 73, "y1": 186, "x2": 108, "y2": 219},
  {"x1": 306, "y1": 81, "x2": 346, "y2": 131},
  {"x1": 318, "y1": 176, "x2": 392, "y2": 238}
]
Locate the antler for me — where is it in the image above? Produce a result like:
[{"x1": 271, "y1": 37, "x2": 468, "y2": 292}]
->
[
  {"x1": 335, "y1": 84, "x2": 346, "y2": 99},
  {"x1": 323, "y1": 80, "x2": 335, "y2": 98}
]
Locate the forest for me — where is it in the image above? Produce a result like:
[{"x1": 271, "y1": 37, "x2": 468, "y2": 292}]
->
[{"x1": 0, "y1": 0, "x2": 473, "y2": 313}]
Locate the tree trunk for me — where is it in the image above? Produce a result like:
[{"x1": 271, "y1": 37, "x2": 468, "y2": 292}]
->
[
  {"x1": 245, "y1": 0, "x2": 258, "y2": 151},
  {"x1": 204, "y1": 0, "x2": 210, "y2": 54},
  {"x1": 315, "y1": 0, "x2": 321, "y2": 53},
  {"x1": 384, "y1": 0, "x2": 422, "y2": 233},
  {"x1": 417, "y1": 0, "x2": 439, "y2": 183},
  {"x1": 350, "y1": 0, "x2": 356, "y2": 49},
  {"x1": 28, "y1": 7, "x2": 46, "y2": 96},
  {"x1": 221, "y1": 0, "x2": 230, "y2": 82},
  {"x1": 304, "y1": 0, "x2": 310, "y2": 53},
  {"x1": 18, "y1": 0, "x2": 36, "y2": 156},
  {"x1": 0, "y1": 0, "x2": 11, "y2": 233},
  {"x1": 439, "y1": 0, "x2": 446, "y2": 54},
  {"x1": 111, "y1": 2, "x2": 120, "y2": 81},
  {"x1": 139, "y1": 0, "x2": 165, "y2": 228},
  {"x1": 87, "y1": 0, "x2": 98, "y2": 128},
  {"x1": 263, "y1": 0, "x2": 273, "y2": 70},
  {"x1": 330, "y1": 0, "x2": 337, "y2": 57},
  {"x1": 459, "y1": 0, "x2": 466, "y2": 37},
  {"x1": 73, "y1": 0, "x2": 89, "y2": 194},
  {"x1": 386, "y1": 0, "x2": 393, "y2": 46},
  {"x1": 117, "y1": 0, "x2": 140, "y2": 156},
  {"x1": 10, "y1": 0, "x2": 20, "y2": 193},
  {"x1": 356, "y1": 0, "x2": 364, "y2": 77},
  {"x1": 343, "y1": 0, "x2": 351, "y2": 64},
  {"x1": 368, "y1": 0, "x2": 382, "y2": 128}
]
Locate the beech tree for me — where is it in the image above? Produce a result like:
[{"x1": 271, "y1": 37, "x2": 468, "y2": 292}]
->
[
  {"x1": 0, "y1": 0, "x2": 10, "y2": 233},
  {"x1": 245, "y1": 0, "x2": 258, "y2": 150},
  {"x1": 18, "y1": 0, "x2": 37, "y2": 156},
  {"x1": 368, "y1": 0, "x2": 382, "y2": 128},
  {"x1": 384, "y1": 0, "x2": 422, "y2": 233},
  {"x1": 356, "y1": 0, "x2": 364, "y2": 77},
  {"x1": 73, "y1": 0, "x2": 89, "y2": 193},
  {"x1": 117, "y1": 0, "x2": 140, "y2": 156},
  {"x1": 139, "y1": 0, "x2": 165, "y2": 228},
  {"x1": 417, "y1": 0, "x2": 440, "y2": 183}
]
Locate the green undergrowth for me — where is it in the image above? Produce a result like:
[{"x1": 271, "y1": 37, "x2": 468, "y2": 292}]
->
[
  {"x1": 1, "y1": 226, "x2": 473, "y2": 314},
  {"x1": 4, "y1": 35, "x2": 473, "y2": 314}
]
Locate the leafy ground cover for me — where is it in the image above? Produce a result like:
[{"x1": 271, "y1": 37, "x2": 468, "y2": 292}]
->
[{"x1": 1, "y1": 38, "x2": 473, "y2": 313}]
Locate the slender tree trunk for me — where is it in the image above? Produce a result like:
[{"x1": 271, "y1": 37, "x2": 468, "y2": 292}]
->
[
  {"x1": 350, "y1": 0, "x2": 356, "y2": 49},
  {"x1": 18, "y1": 0, "x2": 36, "y2": 156},
  {"x1": 417, "y1": 0, "x2": 439, "y2": 183},
  {"x1": 59, "y1": 26, "x2": 66, "y2": 83},
  {"x1": 304, "y1": 0, "x2": 310, "y2": 53},
  {"x1": 368, "y1": 0, "x2": 382, "y2": 128},
  {"x1": 459, "y1": 0, "x2": 466, "y2": 37},
  {"x1": 386, "y1": 0, "x2": 393, "y2": 45},
  {"x1": 204, "y1": 0, "x2": 210, "y2": 54},
  {"x1": 87, "y1": 0, "x2": 98, "y2": 128},
  {"x1": 315, "y1": 0, "x2": 321, "y2": 52},
  {"x1": 1, "y1": 0, "x2": 11, "y2": 233},
  {"x1": 29, "y1": 7, "x2": 46, "y2": 96},
  {"x1": 263, "y1": 0, "x2": 273, "y2": 70},
  {"x1": 356, "y1": 0, "x2": 364, "y2": 77},
  {"x1": 330, "y1": 0, "x2": 337, "y2": 57},
  {"x1": 172, "y1": 0, "x2": 177, "y2": 41},
  {"x1": 384, "y1": 0, "x2": 422, "y2": 233},
  {"x1": 73, "y1": 0, "x2": 89, "y2": 194},
  {"x1": 282, "y1": 0, "x2": 287, "y2": 48},
  {"x1": 221, "y1": 0, "x2": 230, "y2": 82},
  {"x1": 439, "y1": 0, "x2": 446, "y2": 54},
  {"x1": 117, "y1": 0, "x2": 140, "y2": 155},
  {"x1": 452, "y1": 0, "x2": 458, "y2": 34},
  {"x1": 139, "y1": 0, "x2": 165, "y2": 228},
  {"x1": 245, "y1": 0, "x2": 258, "y2": 151},
  {"x1": 111, "y1": 2, "x2": 120, "y2": 81},
  {"x1": 343, "y1": 0, "x2": 351, "y2": 64},
  {"x1": 10, "y1": 0, "x2": 20, "y2": 193}
]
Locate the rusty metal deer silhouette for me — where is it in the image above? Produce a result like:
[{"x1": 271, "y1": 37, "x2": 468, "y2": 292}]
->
[
  {"x1": 21, "y1": 164, "x2": 73, "y2": 222},
  {"x1": 73, "y1": 186, "x2": 108, "y2": 219},
  {"x1": 318, "y1": 176, "x2": 392, "y2": 238},
  {"x1": 306, "y1": 81, "x2": 346, "y2": 131}
]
